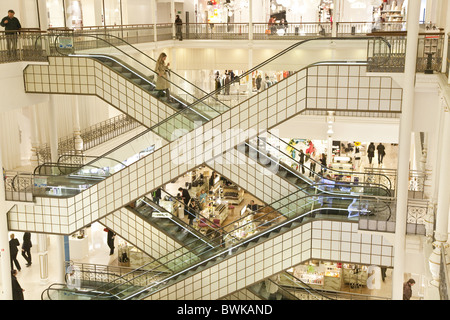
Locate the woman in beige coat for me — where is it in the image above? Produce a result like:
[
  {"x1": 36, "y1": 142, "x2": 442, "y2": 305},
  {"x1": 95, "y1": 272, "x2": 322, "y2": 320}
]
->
[{"x1": 155, "y1": 52, "x2": 174, "y2": 102}]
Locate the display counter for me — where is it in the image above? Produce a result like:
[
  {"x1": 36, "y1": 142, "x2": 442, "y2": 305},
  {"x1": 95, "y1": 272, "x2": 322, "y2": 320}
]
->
[
  {"x1": 199, "y1": 202, "x2": 229, "y2": 226},
  {"x1": 69, "y1": 235, "x2": 89, "y2": 260},
  {"x1": 331, "y1": 156, "x2": 353, "y2": 171},
  {"x1": 221, "y1": 185, "x2": 244, "y2": 205}
]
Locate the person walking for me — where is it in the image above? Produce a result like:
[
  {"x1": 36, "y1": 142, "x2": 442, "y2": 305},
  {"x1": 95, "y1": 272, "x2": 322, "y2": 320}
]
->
[
  {"x1": 175, "y1": 15, "x2": 183, "y2": 41},
  {"x1": 21, "y1": 232, "x2": 32, "y2": 267},
  {"x1": 256, "y1": 74, "x2": 262, "y2": 91},
  {"x1": 155, "y1": 52, "x2": 174, "y2": 102},
  {"x1": 403, "y1": 278, "x2": 415, "y2": 300},
  {"x1": 367, "y1": 142, "x2": 375, "y2": 165},
  {"x1": 152, "y1": 187, "x2": 162, "y2": 205},
  {"x1": 106, "y1": 229, "x2": 115, "y2": 255},
  {"x1": 319, "y1": 153, "x2": 327, "y2": 175},
  {"x1": 11, "y1": 270, "x2": 24, "y2": 300},
  {"x1": 377, "y1": 143, "x2": 386, "y2": 165},
  {"x1": 299, "y1": 149, "x2": 305, "y2": 174},
  {"x1": 1, "y1": 10, "x2": 21, "y2": 58},
  {"x1": 309, "y1": 151, "x2": 317, "y2": 177},
  {"x1": 9, "y1": 233, "x2": 21, "y2": 271}
]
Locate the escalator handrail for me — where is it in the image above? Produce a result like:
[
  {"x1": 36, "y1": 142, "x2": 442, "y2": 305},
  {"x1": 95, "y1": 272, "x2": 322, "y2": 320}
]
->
[
  {"x1": 133, "y1": 189, "x2": 242, "y2": 250},
  {"x1": 62, "y1": 32, "x2": 227, "y2": 111},
  {"x1": 26, "y1": 59, "x2": 383, "y2": 196},
  {"x1": 93, "y1": 183, "x2": 392, "y2": 299},
  {"x1": 129, "y1": 195, "x2": 216, "y2": 248},
  {"x1": 243, "y1": 141, "x2": 392, "y2": 197},
  {"x1": 266, "y1": 130, "x2": 393, "y2": 190},
  {"x1": 51, "y1": 33, "x2": 227, "y2": 118},
  {"x1": 252, "y1": 139, "x2": 392, "y2": 196},
  {"x1": 185, "y1": 36, "x2": 391, "y2": 109}
]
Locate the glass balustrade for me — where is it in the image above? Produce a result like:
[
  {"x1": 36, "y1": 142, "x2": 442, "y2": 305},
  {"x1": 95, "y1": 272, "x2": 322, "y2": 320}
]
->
[
  {"x1": 13, "y1": 37, "x2": 391, "y2": 201},
  {"x1": 60, "y1": 186, "x2": 392, "y2": 300}
]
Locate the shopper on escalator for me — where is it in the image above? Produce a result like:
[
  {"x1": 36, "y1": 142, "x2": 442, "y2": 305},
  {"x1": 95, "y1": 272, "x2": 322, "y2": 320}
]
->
[
  {"x1": 299, "y1": 149, "x2": 305, "y2": 174},
  {"x1": 155, "y1": 52, "x2": 174, "y2": 102}
]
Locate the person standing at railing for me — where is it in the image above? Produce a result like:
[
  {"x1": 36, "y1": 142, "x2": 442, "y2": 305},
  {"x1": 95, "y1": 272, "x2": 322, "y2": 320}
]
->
[
  {"x1": 1, "y1": 10, "x2": 21, "y2": 58},
  {"x1": 155, "y1": 52, "x2": 174, "y2": 102},
  {"x1": 175, "y1": 15, "x2": 183, "y2": 41}
]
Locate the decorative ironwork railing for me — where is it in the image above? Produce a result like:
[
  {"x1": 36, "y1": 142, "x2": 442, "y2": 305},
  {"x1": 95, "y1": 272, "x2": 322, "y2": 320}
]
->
[{"x1": 36, "y1": 114, "x2": 141, "y2": 164}]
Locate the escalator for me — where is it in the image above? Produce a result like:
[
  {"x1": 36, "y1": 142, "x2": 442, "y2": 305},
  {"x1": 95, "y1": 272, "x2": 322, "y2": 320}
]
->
[
  {"x1": 41, "y1": 182, "x2": 394, "y2": 300},
  {"x1": 11, "y1": 37, "x2": 398, "y2": 243},
  {"x1": 247, "y1": 271, "x2": 388, "y2": 300},
  {"x1": 237, "y1": 133, "x2": 393, "y2": 198},
  {"x1": 124, "y1": 190, "x2": 231, "y2": 255},
  {"x1": 27, "y1": 33, "x2": 229, "y2": 130}
]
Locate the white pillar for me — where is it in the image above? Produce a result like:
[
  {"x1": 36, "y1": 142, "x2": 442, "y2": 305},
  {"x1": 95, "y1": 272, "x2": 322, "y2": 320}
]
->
[
  {"x1": 151, "y1": 0, "x2": 157, "y2": 43},
  {"x1": 48, "y1": 97, "x2": 59, "y2": 164},
  {"x1": 0, "y1": 146, "x2": 12, "y2": 299},
  {"x1": 171, "y1": 0, "x2": 176, "y2": 39},
  {"x1": 55, "y1": 235, "x2": 66, "y2": 283},
  {"x1": 72, "y1": 97, "x2": 83, "y2": 154},
  {"x1": 428, "y1": 105, "x2": 450, "y2": 289},
  {"x1": 30, "y1": 105, "x2": 40, "y2": 167},
  {"x1": 332, "y1": 0, "x2": 340, "y2": 37},
  {"x1": 37, "y1": 0, "x2": 49, "y2": 30},
  {"x1": 247, "y1": 47, "x2": 253, "y2": 95},
  {"x1": 392, "y1": 0, "x2": 421, "y2": 300},
  {"x1": 37, "y1": 233, "x2": 49, "y2": 285},
  {"x1": 441, "y1": 1, "x2": 450, "y2": 77},
  {"x1": 249, "y1": 0, "x2": 253, "y2": 41}
]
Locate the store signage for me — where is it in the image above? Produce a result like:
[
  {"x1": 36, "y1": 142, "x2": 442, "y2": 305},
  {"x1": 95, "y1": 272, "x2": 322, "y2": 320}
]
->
[
  {"x1": 34, "y1": 177, "x2": 47, "y2": 188},
  {"x1": 58, "y1": 37, "x2": 73, "y2": 49}
]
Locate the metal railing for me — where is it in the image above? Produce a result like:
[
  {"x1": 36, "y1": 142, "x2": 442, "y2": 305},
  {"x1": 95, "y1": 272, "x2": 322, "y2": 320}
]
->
[
  {"x1": 1, "y1": 26, "x2": 444, "y2": 76},
  {"x1": 0, "y1": 29, "x2": 48, "y2": 63},
  {"x1": 36, "y1": 114, "x2": 141, "y2": 164},
  {"x1": 358, "y1": 197, "x2": 434, "y2": 235}
]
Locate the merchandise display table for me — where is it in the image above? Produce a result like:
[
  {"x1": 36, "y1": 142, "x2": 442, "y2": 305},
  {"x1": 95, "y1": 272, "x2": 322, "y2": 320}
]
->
[{"x1": 69, "y1": 236, "x2": 89, "y2": 260}]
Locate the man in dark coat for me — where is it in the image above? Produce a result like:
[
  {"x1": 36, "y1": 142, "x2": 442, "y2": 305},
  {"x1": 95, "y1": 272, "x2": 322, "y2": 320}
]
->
[
  {"x1": 1, "y1": 10, "x2": 21, "y2": 57},
  {"x1": 178, "y1": 187, "x2": 191, "y2": 206},
  {"x1": 377, "y1": 143, "x2": 386, "y2": 164},
  {"x1": 21, "y1": 232, "x2": 32, "y2": 267},
  {"x1": 106, "y1": 229, "x2": 115, "y2": 255},
  {"x1": 152, "y1": 188, "x2": 162, "y2": 205},
  {"x1": 299, "y1": 149, "x2": 305, "y2": 174},
  {"x1": 9, "y1": 233, "x2": 21, "y2": 271},
  {"x1": 11, "y1": 270, "x2": 24, "y2": 300},
  {"x1": 403, "y1": 278, "x2": 415, "y2": 300},
  {"x1": 175, "y1": 15, "x2": 183, "y2": 40}
]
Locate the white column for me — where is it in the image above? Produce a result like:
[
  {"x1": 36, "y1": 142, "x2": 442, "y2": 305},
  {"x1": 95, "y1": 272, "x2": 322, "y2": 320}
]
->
[
  {"x1": 72, "y1": 97, "x2": 83, "y2": 155},
  {"x1": 442, "y1": 1, "x2": 450, "y2": 76},
  {"x1": 93, "y1": 0, "x2": 104, "y2": 27},
  {"x1": 151, "y1": 0, "x2": 157, "y2": 43},
  {"x1": 331, "y1": 0, "x2": 340, "y2": 37},
  {"x1": 392, "y1": 0, "x2": 421, "y2": 300},
  {"x1": 37, "y1": 0, "x2": 49, "y2": 30},
  {"x1": 247, "y1": 47, "x2": 253, "y2": 95},
  {"x1": 249, "y1": 0, "x2": 253, "y2": 41},
  {"x1": 48, "y1": 96, "x2": 59, "y2": 164},
  {"x1": 54, "y1": 235, "x2": 66, "y2": 283},
  {"x1": 171, "y1": 0, "x2": 176, "y2": 39},
  {"x1": 428, "y1": 104, "x2": 450, "y2": 291},
  {"x1": 29, "y1": 105, "x2": 40, "y2": 167},
  {"x1": 37, "y1": 233, "x2": 49, "y2": 285},
  {"x1": 0, "y1": 146, "x2": 12, "y2": 300}
]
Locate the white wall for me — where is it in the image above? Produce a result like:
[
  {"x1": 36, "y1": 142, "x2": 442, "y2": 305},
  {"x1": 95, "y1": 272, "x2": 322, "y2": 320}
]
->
[
  {"x1": 275, "y1": 115, "x2": 400, "y2": 143},
  {"x1": 123, "y1": 0, "x2": 154, "y2": 25}
]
